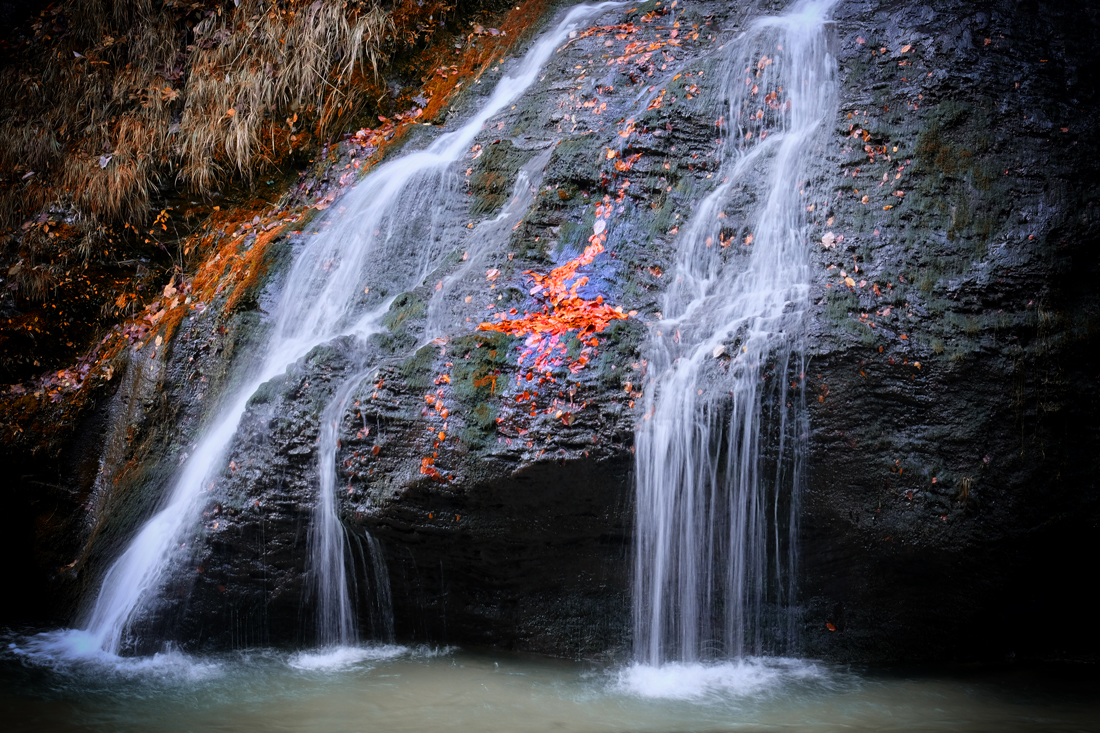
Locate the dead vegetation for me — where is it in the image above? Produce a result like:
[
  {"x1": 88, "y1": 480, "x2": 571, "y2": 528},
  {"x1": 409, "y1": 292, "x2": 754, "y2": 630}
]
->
[{"x1": 0, "y1": 0, "x2": 456, "y2": 294}]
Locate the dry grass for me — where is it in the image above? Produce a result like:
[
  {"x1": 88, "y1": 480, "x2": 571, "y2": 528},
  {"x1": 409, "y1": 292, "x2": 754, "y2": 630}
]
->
[
  {"x1": 0, "y1": 0, "x2": 415, "y2": 301},
  {"x1": 176, "y1": 0, "x2": 394, "y2": 189}
]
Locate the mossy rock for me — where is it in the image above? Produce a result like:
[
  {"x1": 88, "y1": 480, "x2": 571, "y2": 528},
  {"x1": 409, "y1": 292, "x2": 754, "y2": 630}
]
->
[
  {"x1": 383, "y1": 291, "x2": 427, "y2": 336},
  {"x1": 470, "y1": 141, "x2": 528, "y2": 216},
  {"x1": 398, "y1": 344, "x2": 438, "y2": 394},
  {"x1": 448, "y1": 331, "x2": 517, "y2": 441}
]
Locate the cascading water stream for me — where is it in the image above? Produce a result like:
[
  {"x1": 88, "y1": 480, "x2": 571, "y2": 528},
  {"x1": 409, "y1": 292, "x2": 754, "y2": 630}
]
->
[
  {"x1": 310, "y1": 367, "x2": 382, "y2": 647},
  {"x1": 305, "y1": 154, "x2": 551, "y2": 648},
  {"x1": 60, "y1": 1, "x2": 619, "y2": 657},
  {"x1": 424, "y1": 146, "x2": 554, "y2": 338},
  {"x1": 633, "y1": 0, "x2": 837, "y2": 667}
]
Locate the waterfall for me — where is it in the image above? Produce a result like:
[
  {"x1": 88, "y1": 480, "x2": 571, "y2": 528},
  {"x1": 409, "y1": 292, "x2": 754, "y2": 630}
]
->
[
  {"x1": 632, "y1": 0, "x2": 837, "y2": 666},
  {"x1": 64, "y1": 1, "x2": 620, "y2": 657},
  {"x1": 309, "y1": 370, "x2": 376, "y2": 647}
]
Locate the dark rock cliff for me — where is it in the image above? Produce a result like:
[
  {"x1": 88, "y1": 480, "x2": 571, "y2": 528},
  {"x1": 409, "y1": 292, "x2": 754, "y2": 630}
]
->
[{"x1": 3, "y1": 0, "x2": 1097, "y2": 664}]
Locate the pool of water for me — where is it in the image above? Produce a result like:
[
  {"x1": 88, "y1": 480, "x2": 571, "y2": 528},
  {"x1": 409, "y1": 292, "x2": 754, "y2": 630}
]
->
[{"x1": 2, "y1": 631, "x2": 1097, "y2": 732}]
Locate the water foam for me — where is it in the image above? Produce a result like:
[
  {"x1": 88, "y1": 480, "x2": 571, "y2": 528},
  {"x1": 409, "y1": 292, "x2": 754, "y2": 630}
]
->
[
  {"x1": 8, "y1": 629, "x2": 223, "y2": 683},
  {"x1": 287, "y1": 644, "x2": 406, "y2": 672},
  {"x1": 617, "y1": 657, "x2": 824, "y2": 701}
]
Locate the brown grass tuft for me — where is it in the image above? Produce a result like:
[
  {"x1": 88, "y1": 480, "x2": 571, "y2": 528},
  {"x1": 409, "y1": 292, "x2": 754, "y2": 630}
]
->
[{"x1": 0, "y1": 0, "x2": 401, "y2": 237}]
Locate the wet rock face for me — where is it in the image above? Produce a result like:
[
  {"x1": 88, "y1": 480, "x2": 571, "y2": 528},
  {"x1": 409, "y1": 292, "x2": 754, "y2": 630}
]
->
[
  {"x1": 11, "y1": 0, "x2": 1098, "y2": 662},
  {"x1": 798, "y1": 0, "x2": 1100, "y2": 662}
]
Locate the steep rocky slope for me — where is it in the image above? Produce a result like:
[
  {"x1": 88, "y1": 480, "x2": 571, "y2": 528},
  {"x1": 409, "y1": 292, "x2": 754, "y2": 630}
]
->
[{"x1": 3, "y1": 0, "x2": 1097, "y2": 663}]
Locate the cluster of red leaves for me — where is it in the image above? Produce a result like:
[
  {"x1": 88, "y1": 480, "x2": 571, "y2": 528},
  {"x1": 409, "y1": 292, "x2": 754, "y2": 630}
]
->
[
  {"x1": 420, "y1": 455, "x2": 441, "y2": 479},
  {"x1": 610, "y1": 29, "x2": 681, "y2": 71},
  {"x1": 479, "y1": 198, "x2": 628, "y2": 373},
  {"x1": 350, "y1": 106, "x2": 425, "y2": 149},
  {"x1": 5, "y1": 356, "x2": 98, "y2": 403},
  {"x1": 559, "y1": 22, "x2": 639, "y2": 52}
]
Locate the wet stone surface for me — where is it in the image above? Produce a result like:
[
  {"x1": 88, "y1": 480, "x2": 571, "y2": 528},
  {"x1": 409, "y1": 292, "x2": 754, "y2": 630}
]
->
[{"x1": 6, "y1": 0, "x2": 1098, "y2": 663}]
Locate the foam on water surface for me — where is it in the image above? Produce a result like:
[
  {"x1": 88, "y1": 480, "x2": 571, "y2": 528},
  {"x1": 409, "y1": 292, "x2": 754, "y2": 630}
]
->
[
  {"x1": 616, "y1": 657, "x2": 825, "y2": 701},
  {"x1": 287, "y1": 644, "x2": 406, "y2": 672},
  {"x1": 8, "y1": 629, "x2": 224, "y2": 684}
]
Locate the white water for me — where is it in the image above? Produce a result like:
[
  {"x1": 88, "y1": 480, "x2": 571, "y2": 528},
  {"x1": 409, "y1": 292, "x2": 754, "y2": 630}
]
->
[
  {"x1": 633, "y1": 0, "x2": 838, "y2": 665},
  {"x1": 423, "y1": 145, "x2": 555, "y2": 339},
  {"x1": 617, "y1": 657, "x2": 825, "y2": 700},
  {"x1": 60, "y1": 1, "x2": 621, "y2": 657},
  {"x1": 287, "y1": 644, "x2": 406, "y2": 671},
  {"x1": 309, "y1": 368, "x2": 380, "y2": 647}
]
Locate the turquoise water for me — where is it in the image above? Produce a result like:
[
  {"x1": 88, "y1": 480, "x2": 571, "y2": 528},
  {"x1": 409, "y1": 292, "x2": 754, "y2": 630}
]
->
[{"x1": 3, "y1": 634, "x2": 1097, "y2": 732}]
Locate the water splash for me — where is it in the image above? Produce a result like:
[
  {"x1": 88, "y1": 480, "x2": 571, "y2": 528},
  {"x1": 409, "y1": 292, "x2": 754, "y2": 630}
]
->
[
  {"x1": 633, "y1": 0, "x2": 838, "y2": 666},
  {"x1": 65, "y1": 1, "x2": 622, "y2": 657},
  {"x1": 286, "y1": 644, "x2": 405, "y2": 672},
  {"x1": 617, "y1": 657, "x2": 826, "y2": 700}
]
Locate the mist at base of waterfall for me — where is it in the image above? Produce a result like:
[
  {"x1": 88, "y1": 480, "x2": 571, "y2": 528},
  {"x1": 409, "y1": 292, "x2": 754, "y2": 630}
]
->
[{"x1": 3, "y1": 633, "x2": 1097, "y2": 733}]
